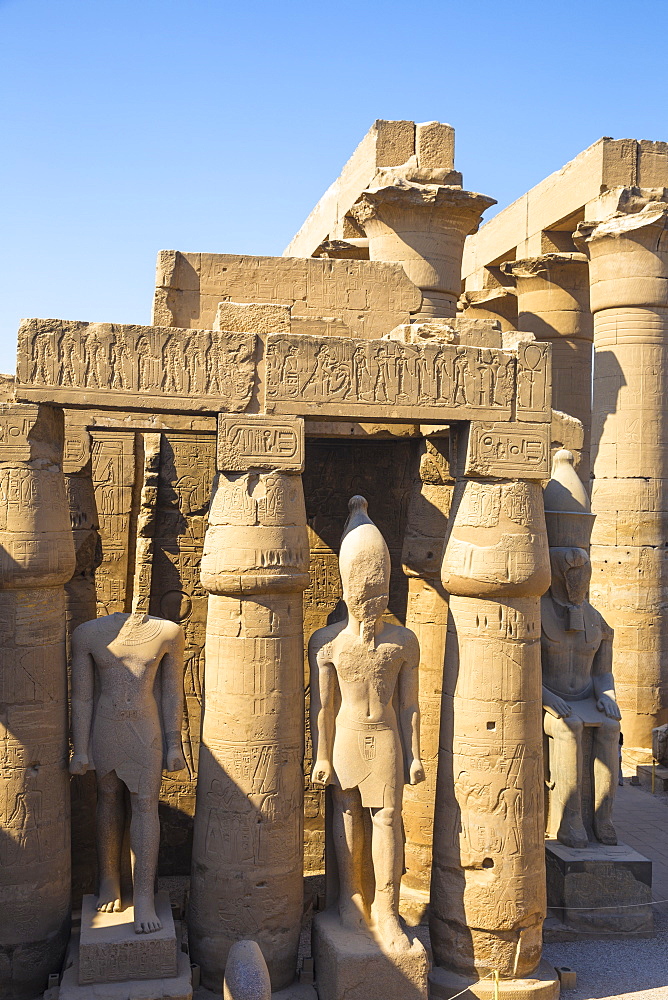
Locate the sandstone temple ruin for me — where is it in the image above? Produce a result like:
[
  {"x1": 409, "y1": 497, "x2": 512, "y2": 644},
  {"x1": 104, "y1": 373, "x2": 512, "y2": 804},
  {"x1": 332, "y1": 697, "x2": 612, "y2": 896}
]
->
[{"x1": 2, "y1": 120, "x2": 668, "y2": 1000}]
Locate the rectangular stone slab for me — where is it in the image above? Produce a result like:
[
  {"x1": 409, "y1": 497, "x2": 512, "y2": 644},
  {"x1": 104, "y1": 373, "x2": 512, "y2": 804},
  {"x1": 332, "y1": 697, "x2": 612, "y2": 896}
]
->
[
  {"x1": 218, "y1": 414, "x2": 305, "y2": 472},
  {"x1": 264, "y1": 333, "x2": 517, "y2": 422},
  {"x1": 60, "y1": 943, "x2": 192, "y2": 1000},
  {"x1": 545, "y1": 839, "x2": 653, "y2": 938},
  {"x1": 78, "y1": 891, "x2": 178, "y2": 984},
  {"x1": 16, "y1": 319, "x2": 256, "y2": 414},
  {"x1": 312, "y1": 910, "x2": 428, "y2": 1000},
  {"x1": 455, "y1": 420, "x2": 551, "y2": 479}
]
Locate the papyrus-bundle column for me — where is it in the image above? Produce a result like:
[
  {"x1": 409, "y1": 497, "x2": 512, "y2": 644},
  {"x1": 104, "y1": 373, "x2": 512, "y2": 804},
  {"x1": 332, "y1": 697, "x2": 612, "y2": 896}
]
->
[
  {"x1": 351, "y1": 180, "x2": 494, "y2": 320},
  {"x1": 576, "y1": 198, "x2": 668, "y2": 748},
  {"x1": 502, "y1": 254, "x2": 593, "y2": 481},
  {"x1": 0, "y1": 404, "x2": 76, "y2": 1000},
  {"x1": 190, "y1": 417, "x2": 309, "y2": 992},
  {"x1": 400, "y1": 438, "x2": 452, "y2": 923},
  {"x1": 430, "y1": 424, "x2": 556, "y2": 998}
]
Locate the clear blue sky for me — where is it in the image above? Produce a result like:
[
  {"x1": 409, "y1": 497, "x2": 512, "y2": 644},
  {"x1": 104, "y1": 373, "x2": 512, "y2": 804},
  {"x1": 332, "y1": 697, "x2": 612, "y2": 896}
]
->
[{"x1": 1, "y1": 0, "x2": 666, "y2": 374}]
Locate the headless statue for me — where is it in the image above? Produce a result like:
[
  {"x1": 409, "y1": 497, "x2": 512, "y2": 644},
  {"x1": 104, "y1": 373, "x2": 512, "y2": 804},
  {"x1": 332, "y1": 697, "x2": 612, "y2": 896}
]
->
[
  {"x1": 69, "y1": 611, "x2": 185, "y2": 932},
  {"x1": 542, "y1": 451, "x2": 621, "y2": 850},
  {"x1": 310, "y1": 496, "x2": 424, "y2": 952}
]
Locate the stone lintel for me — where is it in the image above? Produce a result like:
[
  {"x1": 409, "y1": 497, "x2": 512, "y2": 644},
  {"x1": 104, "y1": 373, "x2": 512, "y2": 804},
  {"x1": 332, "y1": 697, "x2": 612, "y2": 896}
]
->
[
  {"x1": 264, "y1": 333, "x2": 540, "y2": 423},
  {"x1": 16, "y1": 319, "x2": 256, "y2": 415}
]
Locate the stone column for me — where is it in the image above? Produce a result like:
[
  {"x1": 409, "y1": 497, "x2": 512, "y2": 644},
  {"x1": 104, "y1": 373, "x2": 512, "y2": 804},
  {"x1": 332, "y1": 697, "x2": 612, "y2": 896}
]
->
[
  {"x1": 351, "y1": 179, "x2": 495, "y2": 319},
  {"x1": 575, "y1": 199, "x2": 668, "y2": 748},
  {"x1": 459, "y1": 288, "x2": 518, "y2": 332},
  {"x1": 189, "y1": 422, "x2": 309, "y2": 992},
  {"x1": 502, "y1": 254, "x2": 593, "y2": 481},
  {"x1": 0, "y1": 403, "x2": 76, "y2": 1000},
  {"x1": 399, "y1": 438, "x2": 452, "y2": 924},
  {"x1": 430, "y1": 435, "x2": 558, "y2": 999}
]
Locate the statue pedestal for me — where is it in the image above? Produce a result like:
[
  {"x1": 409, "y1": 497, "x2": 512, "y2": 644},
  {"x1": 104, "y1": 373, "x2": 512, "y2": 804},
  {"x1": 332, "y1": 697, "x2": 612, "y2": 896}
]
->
[
  {"x1": 77, "y1": 892, "x2": 178, "y2": 984},
  {"x1": 312, "y1": 910, "x2": 428, "y2": 1000},
  {"x1": 544, "y1": 840, "x2": 653, "y2": 939},
  {"x1": 429, "y1": 960, "x2": 560, "y2": 1000}
]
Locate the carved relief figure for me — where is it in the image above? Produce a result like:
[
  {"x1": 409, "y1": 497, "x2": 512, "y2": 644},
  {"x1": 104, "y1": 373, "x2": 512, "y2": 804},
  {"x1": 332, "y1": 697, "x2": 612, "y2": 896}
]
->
[
  {"x1": 542, "y1": 450, "x2": 620, "y2": 848},
  {"x1": 69, "y1": 611, "x2": 186, "y2": 932},
  {"x1": 310, "y1": 496, "x2": 424, "y2": 952}
]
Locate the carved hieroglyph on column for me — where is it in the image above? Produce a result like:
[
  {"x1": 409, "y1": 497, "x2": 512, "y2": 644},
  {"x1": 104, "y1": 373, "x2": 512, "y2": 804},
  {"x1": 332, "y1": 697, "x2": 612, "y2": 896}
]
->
[
  {"x1": 400, "y1": 439, "x2": 453, "y2": 923},
  {"x1": 0, "y1": 404, "x2": 76, "y2": 1000},
  {"x1": 576, "y1": 199, "x2": 668, "y2": 748},
  {"x1": 502, "y1": 254, "x2": 593, "y2": 481},
  {"x1": 430, "y1": 421, "x2": 557, "y2": 999},
  {"x1": 351, "y1": 178, "x2": 495, "y2": 319},
  {"x1": 190, "y1": 416, "x2": 309, "y2": 992}
]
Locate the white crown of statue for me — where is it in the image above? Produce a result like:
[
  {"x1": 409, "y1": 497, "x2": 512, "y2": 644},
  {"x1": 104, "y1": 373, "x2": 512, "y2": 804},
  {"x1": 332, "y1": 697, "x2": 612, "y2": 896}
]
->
[{"x1": 543, "y1": 450, "x2": 595, "y2": 550}]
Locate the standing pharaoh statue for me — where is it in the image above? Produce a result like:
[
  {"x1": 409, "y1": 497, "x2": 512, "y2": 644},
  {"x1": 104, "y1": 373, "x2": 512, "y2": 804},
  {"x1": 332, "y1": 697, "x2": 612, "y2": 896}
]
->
[
  {"x1": 310, "y1": 496, "x2": 424, "y2": 952},
  {"x1": 542, "y1": 450, "x2": 621, "y2": 849},
  {"x1": 69, "y1": 610, "x2": 186, "y2": 932}
]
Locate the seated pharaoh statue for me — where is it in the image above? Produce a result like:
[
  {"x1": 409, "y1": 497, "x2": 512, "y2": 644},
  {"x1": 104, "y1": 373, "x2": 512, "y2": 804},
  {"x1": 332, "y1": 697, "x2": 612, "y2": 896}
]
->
[
  {"x1": 309, "y1": 496, "x2": 425, "y2": 952},
  {"x1": 542, "y1": 450, "x2": 621, "y2": 850},
  {"x1": 69, "y1": 608, "x2": 186, "y2": 932}
]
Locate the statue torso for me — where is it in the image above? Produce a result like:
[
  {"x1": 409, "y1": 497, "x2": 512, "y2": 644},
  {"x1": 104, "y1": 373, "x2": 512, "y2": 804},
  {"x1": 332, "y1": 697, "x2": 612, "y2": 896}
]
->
[{"x1": 541, "y1": 596, "x2": 603, "y2": 699}]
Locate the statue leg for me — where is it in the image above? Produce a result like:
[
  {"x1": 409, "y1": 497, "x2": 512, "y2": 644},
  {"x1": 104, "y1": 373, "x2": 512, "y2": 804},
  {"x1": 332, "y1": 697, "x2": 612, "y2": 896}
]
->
[
  {"x1": 544, "y1": 713, "x2": 588, "y2": 848},
  {"x1": 592, "y1": 716, "x2": 620, "y2": 845},
  {"x1": 331, "y1": 786, "x2": 368, "y2": 933},
  {"x1": 130, "y1": 773, "x2": 162, "y2": 933},
  {"x1": 370, "y1": 804, "x2": 411, "y2": 953},
  {"x1": 96, "y1": 769, "x2": 124, "y2": 912}
]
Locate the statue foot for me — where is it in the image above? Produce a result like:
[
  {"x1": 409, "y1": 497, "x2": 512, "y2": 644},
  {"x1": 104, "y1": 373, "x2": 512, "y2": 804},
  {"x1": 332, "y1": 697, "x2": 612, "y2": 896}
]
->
[
  {"x1": 338, "y1": 895, "x2": 369, "y2": 934},
  {"x1": 96, "y1": 879, "x2": 122, "y2": 913},
  {"x1": 594, "y1": 819, "x2": 617, "y2": 845},
  {"x1": 557, "y1": 825, "x2": 588, "y2": 849},
  {"x1": 133, "y1": 897, "x2": 162, "y2": 934},
  {"x1": 373, "y1": 912, "x2": 412, "y2": 953}
]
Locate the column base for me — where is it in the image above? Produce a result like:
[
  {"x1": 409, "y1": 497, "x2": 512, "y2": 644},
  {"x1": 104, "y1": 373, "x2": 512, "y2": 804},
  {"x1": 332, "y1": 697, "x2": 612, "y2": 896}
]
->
[
  {"x1": 429, "y1": 960, "x2": 560, "y2": 1000},
  {"x1": 313, "y1": 910, "x2": 428, "y2": 1000},
  {"x1": 544, "y1": 839, "x2": 653, "y2": 939}
]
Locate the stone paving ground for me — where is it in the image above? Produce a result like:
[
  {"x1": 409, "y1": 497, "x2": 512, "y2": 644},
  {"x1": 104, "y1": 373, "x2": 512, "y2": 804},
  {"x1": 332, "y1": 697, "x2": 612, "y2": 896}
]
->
[{"x1": 542, "y1": 779, "x2": 668, "y2": 999}]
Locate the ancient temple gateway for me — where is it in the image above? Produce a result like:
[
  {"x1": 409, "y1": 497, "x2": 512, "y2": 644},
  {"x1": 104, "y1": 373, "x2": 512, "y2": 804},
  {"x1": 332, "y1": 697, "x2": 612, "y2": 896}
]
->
[{"x1": 0, "y1": 119, "x2": 663, "y2": 1000}]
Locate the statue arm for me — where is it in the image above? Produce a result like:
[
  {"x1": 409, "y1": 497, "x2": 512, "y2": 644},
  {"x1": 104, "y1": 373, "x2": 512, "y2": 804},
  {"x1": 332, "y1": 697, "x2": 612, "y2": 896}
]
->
[
  {"x1": 592, "y1": 632, "x2": 621, "y2": 720},
  {"x1": 161, "y1": 627, "x2": 187, "y2": 771},
  {"x1": 399, "y1": 633, "x2": 425, "y2": 785},
  {"x1": 70, "y1": 628, "x2": 94, "y2": 774},
  {"x1": 310, "y1": 639, "x2": 336, "y2": 786}
]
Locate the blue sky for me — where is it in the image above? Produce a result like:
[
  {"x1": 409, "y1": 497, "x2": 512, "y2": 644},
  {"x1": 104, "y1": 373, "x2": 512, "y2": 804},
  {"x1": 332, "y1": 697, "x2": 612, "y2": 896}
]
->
[{"x1": 1, "y1": 0, "x2": 666, "y2": 374}]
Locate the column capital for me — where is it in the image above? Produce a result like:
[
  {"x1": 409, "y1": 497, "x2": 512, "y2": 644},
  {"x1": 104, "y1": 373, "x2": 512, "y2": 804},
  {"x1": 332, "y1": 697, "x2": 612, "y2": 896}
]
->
[
  {"x1": 501, "y1": 252, "x2": 588, "y2": 282},
  {"x1": 575, "y1": 198, "x2": 668, "y2": 247},
  {"x1": 350, "y1": 177, "x2": 495, "y2": 320},
  {"x1": 575, "y1": 199, "x2": 668, "y2": 313}
]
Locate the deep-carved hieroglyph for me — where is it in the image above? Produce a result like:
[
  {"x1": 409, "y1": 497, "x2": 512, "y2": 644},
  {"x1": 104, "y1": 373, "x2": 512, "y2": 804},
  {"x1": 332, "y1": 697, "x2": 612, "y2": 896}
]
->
[
  {"x1": 16, "y1": 319, "x2": 256, "y2": 414},
  {"x1": 454, "y1": 421, "x2": 551, "y2": 479},
  {"x1": 264, "y1": 334, "x2": 516, "y2": 421}
]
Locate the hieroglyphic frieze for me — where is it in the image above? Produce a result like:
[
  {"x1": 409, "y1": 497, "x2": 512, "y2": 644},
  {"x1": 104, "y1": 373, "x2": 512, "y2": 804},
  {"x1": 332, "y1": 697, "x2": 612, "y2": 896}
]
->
[
  {"x1": 16, "y1": 319, "x2": 256, "y2": 414},
  {"x1": 516, "y1": 341, "x2": 552, "y2": 422},
  {"x1": 264, "y1": 334, "x2": 517, "y2": 421}
]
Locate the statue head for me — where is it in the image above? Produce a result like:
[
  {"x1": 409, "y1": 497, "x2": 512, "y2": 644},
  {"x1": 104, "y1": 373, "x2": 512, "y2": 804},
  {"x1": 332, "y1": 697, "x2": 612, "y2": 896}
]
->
[
  {"x1": 549, "y1": 546, "x2": 591, "y2": 607},
  {"x1": 339, "y1": 496, "x2": 390, "y2": 644}
]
